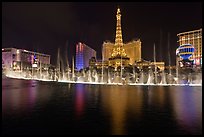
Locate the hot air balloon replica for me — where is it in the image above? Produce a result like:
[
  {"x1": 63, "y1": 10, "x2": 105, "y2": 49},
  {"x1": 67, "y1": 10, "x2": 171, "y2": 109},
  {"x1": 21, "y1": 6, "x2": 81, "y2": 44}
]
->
[{"x1": 176, "y1": 44, "x2": 195, "y2": 68}]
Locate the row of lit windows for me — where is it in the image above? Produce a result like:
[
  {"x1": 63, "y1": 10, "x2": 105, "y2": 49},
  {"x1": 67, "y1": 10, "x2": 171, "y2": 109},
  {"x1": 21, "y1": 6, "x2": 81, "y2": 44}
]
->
[{"x1": 180, "y1": 37, "x2": 201, "y2": 41}]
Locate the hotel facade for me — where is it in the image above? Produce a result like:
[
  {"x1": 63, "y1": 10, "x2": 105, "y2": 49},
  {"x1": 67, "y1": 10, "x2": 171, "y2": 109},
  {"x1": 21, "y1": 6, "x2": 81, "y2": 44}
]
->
[
  {"x1": 177, "y1": 28, "x2": 202, "y2": 68},
  {"x1": 102, "y1": 8, "x2": 142, "y2": 68},
  {"x1": 76, "y1": 42, "x2": 96, "y2": 70},
  {"x1": 102, "y1": 39, "x2": 142, "y2": 65},
  {"x1": 2, "y1": 47, "x2": 50, "y2": 71}
]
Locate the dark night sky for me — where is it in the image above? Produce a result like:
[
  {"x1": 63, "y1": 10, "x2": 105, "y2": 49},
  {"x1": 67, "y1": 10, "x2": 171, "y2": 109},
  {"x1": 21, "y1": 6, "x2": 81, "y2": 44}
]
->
[{"x1": 2, "y1": 2, "x2": 202, "y2": 66}]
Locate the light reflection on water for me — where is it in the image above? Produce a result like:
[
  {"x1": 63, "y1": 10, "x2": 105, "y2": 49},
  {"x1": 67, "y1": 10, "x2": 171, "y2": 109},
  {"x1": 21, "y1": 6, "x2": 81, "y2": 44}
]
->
[
  {"x1": 2, "y1": 80, "x2": 37, "y2": 114},
  {"x1": 99, "y1": 86, "x2": 145, "y2": 135},
  {"x1": 170, "y1": 86, "x2": 202, "y2": 134},
  {"x1": 75, "y1": 84, "x2": 86, "y2": 119},
  {"x1": 2, "y1": 78, "x2": 202, "y2": 135}
]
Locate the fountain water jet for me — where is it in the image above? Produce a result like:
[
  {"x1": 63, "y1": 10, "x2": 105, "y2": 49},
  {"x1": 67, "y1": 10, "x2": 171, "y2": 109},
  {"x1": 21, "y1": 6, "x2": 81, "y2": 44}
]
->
[
  {"x1": 139, "y1": 71, "x2": 144, "y2": 84},
  {"x1": 160, "y1": 70, "x2": 167, "y2": 84},
  {"x1": 153, "y1": 43, "x2": 158, "y2": 84},
  {"x1": 3, "y1": 41, "x2": 202, "y2": 87},
  {"x1": 72, "y1": 56, "x2": 75, "y2": 81},
  {"x1": 65, "y1": 41, "x2": 70, "y2": 81},
  {"x1": 167, "y1": 33, "x2": 172, "y2": 76},
  {"x1": 57, "y1": 48, "x2": 61, "y2": 81},
  {"x1": 147, "y1": 69, "x2": 154, "y2": 84}
]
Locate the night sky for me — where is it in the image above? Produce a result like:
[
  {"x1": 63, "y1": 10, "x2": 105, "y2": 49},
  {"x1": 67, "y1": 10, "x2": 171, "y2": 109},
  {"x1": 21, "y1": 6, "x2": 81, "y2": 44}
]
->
[{"x1": 2, "y1": 2, "x2": 202, "y2": 66}]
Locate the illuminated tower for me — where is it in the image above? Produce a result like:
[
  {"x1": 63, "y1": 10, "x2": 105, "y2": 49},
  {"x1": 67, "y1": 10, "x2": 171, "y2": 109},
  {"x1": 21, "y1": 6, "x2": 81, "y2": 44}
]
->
[{"x1": 109, "y1": 8, "x2": 130, "y2": 69}]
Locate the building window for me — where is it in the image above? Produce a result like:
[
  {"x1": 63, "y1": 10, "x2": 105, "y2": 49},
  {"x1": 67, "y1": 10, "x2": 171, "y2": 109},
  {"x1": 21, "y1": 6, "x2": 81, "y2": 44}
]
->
[{"x1": 12, "y1": 54, "x2": 16, "y2": 59}]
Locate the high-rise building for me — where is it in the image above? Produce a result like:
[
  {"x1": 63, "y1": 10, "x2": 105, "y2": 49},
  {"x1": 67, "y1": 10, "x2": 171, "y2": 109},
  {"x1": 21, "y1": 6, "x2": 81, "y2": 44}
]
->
[
  {"x1": 76, "y1": 42, "x2": 96, "y2": 70},
  {"x1": 177, "y1": 28, "x2": 202, "y2": 67},
  {"x1": 102, "y1": 8, "x2": 142, "y2": 66}
]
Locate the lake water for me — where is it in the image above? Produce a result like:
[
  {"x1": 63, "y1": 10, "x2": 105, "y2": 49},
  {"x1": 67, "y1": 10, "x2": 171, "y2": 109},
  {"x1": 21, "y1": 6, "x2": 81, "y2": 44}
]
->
[{"x1": 2, "y1": 78, "x2": 202, "y2": 135}]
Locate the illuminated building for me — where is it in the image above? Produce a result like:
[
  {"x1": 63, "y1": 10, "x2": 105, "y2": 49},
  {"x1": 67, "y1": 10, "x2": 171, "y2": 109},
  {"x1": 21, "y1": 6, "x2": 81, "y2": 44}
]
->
[
  {"x1": 89, "y1": 58, "x2": 109, "y2": 69},
  {"x1": 102, "y1": 41, "x2": 115, "y2": 61},
  {"x1": 108, "y1": 8, "x2": 130, "y2": 69},
  {"x1": 103, "y1": 40, "x2": 142, "y2": 65},
  {"x1": 135, "y1": 59, "x2": 165, "y2": 71},
  {"x1": 89, "y1": 57, "x2": 97, "y2": 69},
  {"x1": 102, "y1": 8, "x2": 141, "y2": 66},
  {"x1": 76, "y1": 42, "x2": 96, "y2": 70},
  {"x1": 123, "y1": 40, "x2": 141, "y2": 64},
  {"x1": 2, "y1": 47, "x2": 50, "y2": 71},
  {"x1": 177, "y1": 28, "x2": 202, "y2": 67}
]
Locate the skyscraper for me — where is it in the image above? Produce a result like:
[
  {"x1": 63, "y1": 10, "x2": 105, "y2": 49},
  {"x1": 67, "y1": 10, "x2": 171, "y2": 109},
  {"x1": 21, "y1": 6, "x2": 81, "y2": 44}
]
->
[{"x1": 76, "y1": 42, "x2": 96, "y2": 70}]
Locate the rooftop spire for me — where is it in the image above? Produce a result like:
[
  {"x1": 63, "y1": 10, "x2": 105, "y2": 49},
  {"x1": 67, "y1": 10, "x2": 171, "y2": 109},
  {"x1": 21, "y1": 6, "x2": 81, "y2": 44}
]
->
[
  {"x1": 115, "y1": 7, "x2": 123, "y2": 46},
  {"x1": 111, "y1": 7, "x2": 127, "y2": 57}
]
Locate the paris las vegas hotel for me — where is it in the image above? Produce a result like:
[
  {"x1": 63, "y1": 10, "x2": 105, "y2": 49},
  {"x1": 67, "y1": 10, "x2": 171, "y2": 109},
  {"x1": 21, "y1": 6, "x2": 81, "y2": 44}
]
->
[
  {"x1": 102, "y1": 7, "x2": 141, "y2": 66},
  {"x1": 100, "y1": 8, "x2": 164, "y2": 70},
  {"x1": 77, "y1": 7, "x2": 164, "y2": 70}
]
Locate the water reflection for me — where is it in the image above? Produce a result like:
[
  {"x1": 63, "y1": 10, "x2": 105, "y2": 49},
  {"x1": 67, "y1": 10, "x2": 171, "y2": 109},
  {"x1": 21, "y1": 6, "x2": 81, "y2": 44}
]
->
[
  {"x1": 100, "y1": 85, "x2": 202, "y2": 135},
  {"x1": 148, "y1": 86, "x2": 165, "y2": 108},
  {"x1": 2, "y1": 78, "x2": 202, "y2": 135},
  {"x1": 170, "y1": 86, "x2": 202, "y2": 134},
  {"x1": 2, "y1": 78, "x2": 53, "y2": 117},
  {"x1": 101, "y1": 86, "x2": 143, "y2": 135},
  {"x1": 2, "y1": 79, "x2": 38, "y2": 116},
  {"x1": 74, "y1": 84, "x2": 85, "y2": 119}
]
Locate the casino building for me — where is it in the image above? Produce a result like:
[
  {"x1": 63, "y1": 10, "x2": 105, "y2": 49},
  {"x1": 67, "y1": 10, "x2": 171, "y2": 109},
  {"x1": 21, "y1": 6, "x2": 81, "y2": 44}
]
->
[
  {"x1": 76, "y1": 42, "x2": 96, "y2": 70},
  {"x1": 103, "y1": 40, "x2": 142, "y2": 66},
  {"x1": 102, "y1": 8, "x2": 142, "y2": 68},
  {"x1": 2, "y1": 47, "x2": 50, "y2": 72},
  {"x1": 177, "y1": 28, "x2": 202, "y2": 68}
]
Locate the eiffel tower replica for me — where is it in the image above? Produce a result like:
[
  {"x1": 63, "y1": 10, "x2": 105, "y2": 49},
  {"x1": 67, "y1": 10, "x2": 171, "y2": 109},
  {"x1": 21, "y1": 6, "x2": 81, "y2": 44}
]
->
[{"x1": 109, "y1": 7, "x2": 130, "y2": 70}]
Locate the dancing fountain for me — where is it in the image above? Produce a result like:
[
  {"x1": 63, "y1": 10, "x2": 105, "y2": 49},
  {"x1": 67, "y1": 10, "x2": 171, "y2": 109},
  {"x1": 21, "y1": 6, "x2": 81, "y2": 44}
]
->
[
  {"x1": 3, "y1": 42, "x2": 202, "y2": 86},
  {"x1": 3, "y1": 8, "x2": 202, "y2": 87},
  {"x1": 4, "y1": 55, "x2": 202, "y2": 86}
]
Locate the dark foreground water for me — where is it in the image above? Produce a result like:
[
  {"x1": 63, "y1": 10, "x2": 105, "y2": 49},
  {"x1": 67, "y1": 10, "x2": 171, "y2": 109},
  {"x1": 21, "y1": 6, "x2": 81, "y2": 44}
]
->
[{"x1": 2, "y1": 78, "x2": 202, "y2": 135}]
